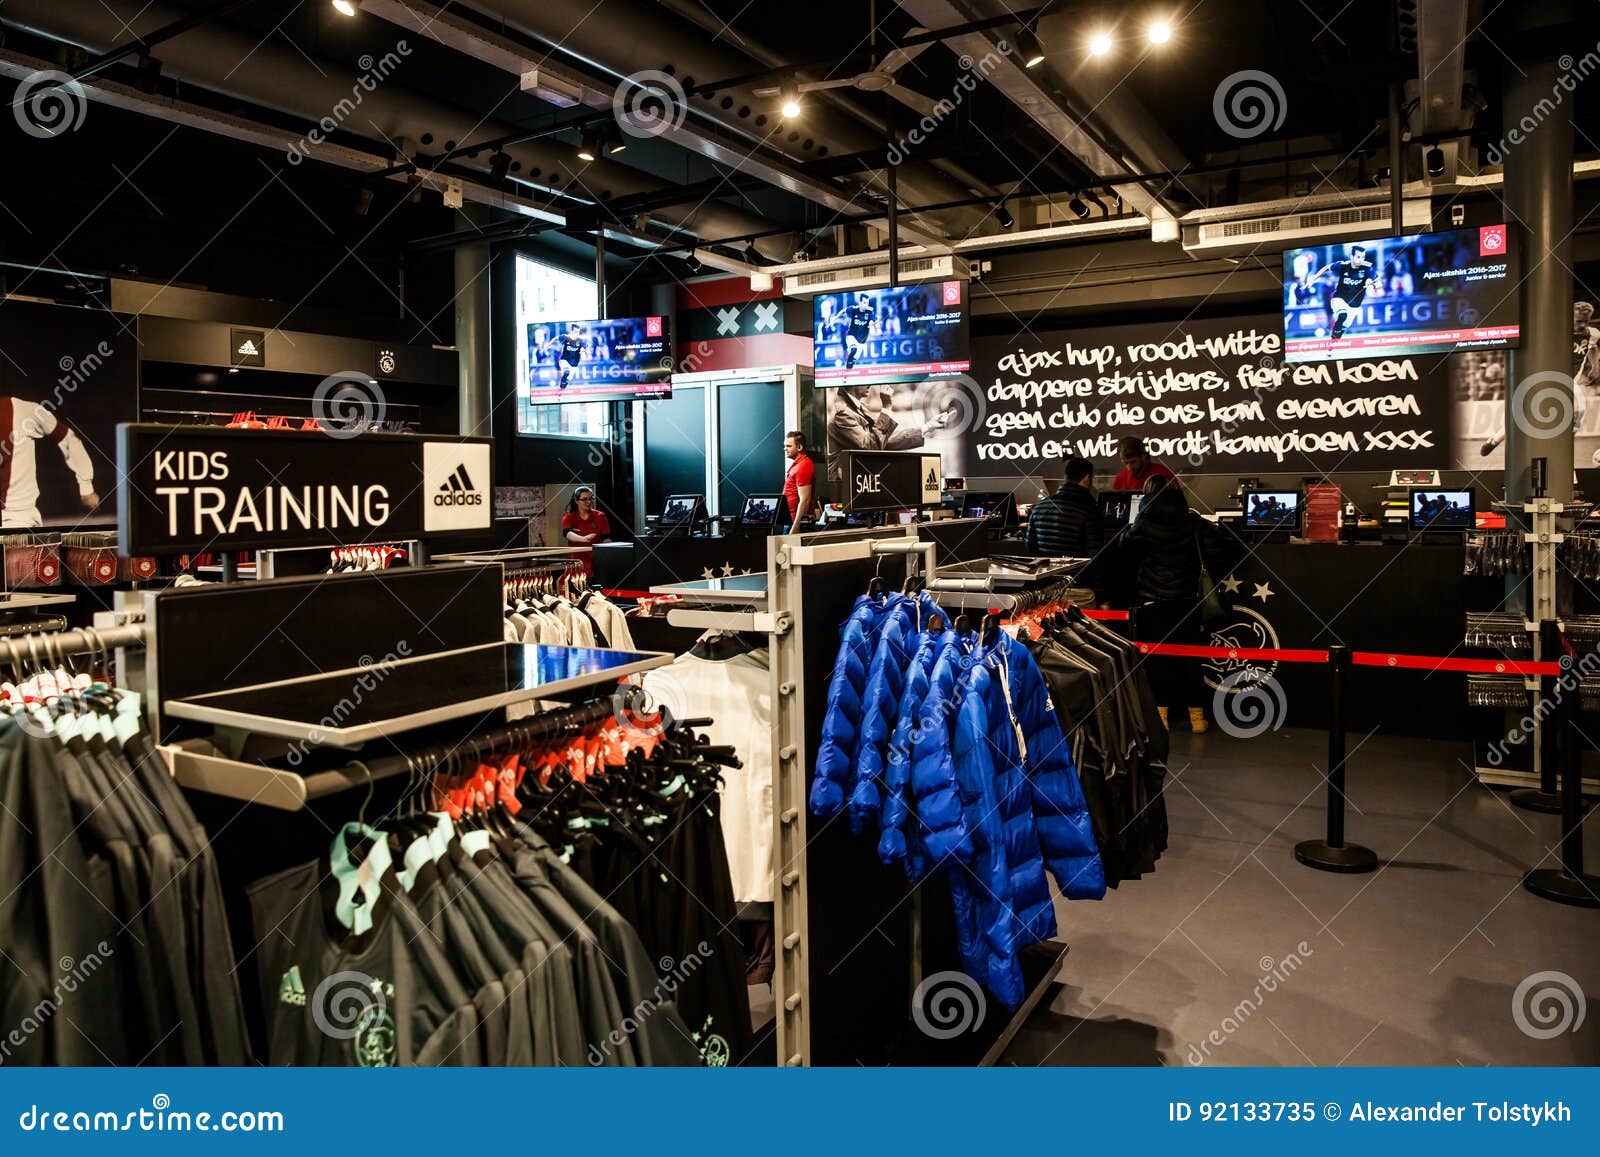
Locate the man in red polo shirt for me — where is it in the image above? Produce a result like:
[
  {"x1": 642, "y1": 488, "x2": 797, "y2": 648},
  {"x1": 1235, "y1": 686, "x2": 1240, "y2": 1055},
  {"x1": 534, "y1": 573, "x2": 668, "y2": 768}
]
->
[
  {"x1": 781, "y1": 430, "x2": 816, "y2": 532},
  {"x1": 1111, "y1": 436, "x2": 1176, "y2": 492}
]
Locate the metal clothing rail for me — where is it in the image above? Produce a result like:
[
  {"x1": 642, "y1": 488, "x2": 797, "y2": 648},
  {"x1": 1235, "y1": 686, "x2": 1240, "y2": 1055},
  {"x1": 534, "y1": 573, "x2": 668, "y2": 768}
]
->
[
  {"x1": 0, "y1": 623, "x2": 147, "y2": 660},
  {"x1": 164, "y1": 698, "x2": 629, "y2": 813}
]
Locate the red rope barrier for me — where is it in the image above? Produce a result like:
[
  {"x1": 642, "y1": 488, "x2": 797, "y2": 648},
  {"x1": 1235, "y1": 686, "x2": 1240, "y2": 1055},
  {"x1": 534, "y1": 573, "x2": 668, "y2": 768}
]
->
[
  {"x1": 1350, "y1": 652, "x2": 1560, "y2": 675},
  {"x1": 1134, "y1": 642, "x2": 1330, "y2": 663}
]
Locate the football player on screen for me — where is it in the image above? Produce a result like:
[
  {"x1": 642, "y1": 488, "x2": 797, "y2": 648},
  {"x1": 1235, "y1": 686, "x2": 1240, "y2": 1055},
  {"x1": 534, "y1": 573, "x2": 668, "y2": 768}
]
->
[
  {"x1": 557, "y1": 323, "x2": 586, "y2": 389},
  {"x1": 1308, "y1": 244, "x2": 1377, "y2": 343},
  {"x1": 840, "y1": 293, "x2": 877, "y2": 370}
]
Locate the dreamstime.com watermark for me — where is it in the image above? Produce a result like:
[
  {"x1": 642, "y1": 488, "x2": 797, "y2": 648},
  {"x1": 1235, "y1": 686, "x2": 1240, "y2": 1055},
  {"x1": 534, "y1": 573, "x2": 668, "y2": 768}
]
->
[
  {"x1": 1185, "y1": 941, "x2": 1314, "y2": 1065},
  {"x1": 587, "y1": 942, "x2": 715, "y2": 1065},
  {"x1": 284, "y1": 643, "x2": 412, "y2": 765},
  {"x1": 1482, "y1": 648, "x2": 1600, "y2": 767},
  {"x1": 11, "y1": 70, "x2": 88, "y2": 139},
  {"x1": 0, "y1": 942, "x2": 115, "y2": 1065},
  {"x1": 613, "y1": 70, "x2": 688, "y2": 140},
  {"x1": 1511, "y1": 970, "x2": 1587, "y2": 1040},
  {"x1": 912, "y1": 970, "x2": 987, "y2": 1039},
  {"x1": 17, "y1": 1095, "x2": 283, "y2": 1134},
  {"x1": 1213, "y1": 70, "x2": 1287, "y2": 140},
  {"x1": 1482, "y1": 42, "x2": 1600, "y2": 166},
  {"x1": 287, "y1": 42, "x2": 412, "y2": 165},
  {"x1": 311, "y1": 370, "x2": 389, "y2": 438},
  {"x1": 1212, "y1": 668, "x2": 1288, "y2": 739},
  {"x1": 584, "y1": 342, "x2": 711, "y2": 470},
  {"x1": 886, "y1": 46, "x2": 1012, "y2": 166}
]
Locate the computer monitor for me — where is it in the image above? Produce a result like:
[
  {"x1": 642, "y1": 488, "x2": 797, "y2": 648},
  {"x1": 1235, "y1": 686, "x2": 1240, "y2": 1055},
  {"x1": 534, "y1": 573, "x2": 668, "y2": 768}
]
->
[
  {"x1": 659, "y1": 494, "x2": 705, "y2": 529},
  {"x1": 737, "y1": 494, "x2": 782, "y2": 531},
  {"x1": 1100, "y1": 490, "x2": 1143, "y2": 531},
  {"x1": 962, "y1": 492, "x2": 1016, "y2": 528},
  {"x1": 1409, "y1": 487, "x2": 1474, "y2": 532},
  {"x1": 1240, "y1": 490, "x2": 1301, "y2": 533}
]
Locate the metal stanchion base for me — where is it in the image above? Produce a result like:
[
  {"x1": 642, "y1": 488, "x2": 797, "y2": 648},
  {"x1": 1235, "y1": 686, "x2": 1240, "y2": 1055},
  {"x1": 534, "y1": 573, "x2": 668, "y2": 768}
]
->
[
  {"x1": 1295, "y1": 840, "x2": 1378, "y2": 873},
  {"x1": 1523, "y1": 869, "x2": 1600, "y2": 908},
  {"x1": 1509, "y1": 788, "x2": 1564, "y2": 814}
]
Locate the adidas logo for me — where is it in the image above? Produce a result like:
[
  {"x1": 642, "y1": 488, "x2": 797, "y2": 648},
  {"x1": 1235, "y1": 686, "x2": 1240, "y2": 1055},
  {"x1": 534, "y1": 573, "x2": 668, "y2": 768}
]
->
[
  {"x1": 925, "y1": 466, "x2": 939, "y2": 488},
  {"x1": 278, "y1": 965, "x2": 306, "y2": 1006},
  {"x1": 237, "y1": 339, "x2": 260, "y2": 357},
  {"x1": 433, "y1": 463, "x2": 484, "y2": 507}
]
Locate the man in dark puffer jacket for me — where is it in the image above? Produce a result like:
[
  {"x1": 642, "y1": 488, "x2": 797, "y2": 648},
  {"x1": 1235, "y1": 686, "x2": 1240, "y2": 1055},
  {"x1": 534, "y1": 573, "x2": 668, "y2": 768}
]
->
[{"x1": 1025, "y1": 457, "x2": 1103, "y2": 559}]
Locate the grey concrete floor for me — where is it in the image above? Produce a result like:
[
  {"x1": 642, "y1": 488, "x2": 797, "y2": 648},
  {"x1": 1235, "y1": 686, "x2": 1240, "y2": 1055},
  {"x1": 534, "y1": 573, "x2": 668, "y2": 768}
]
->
[{"x1": 1002, "y1": 727, "x2": 1600, "y2": 1066}]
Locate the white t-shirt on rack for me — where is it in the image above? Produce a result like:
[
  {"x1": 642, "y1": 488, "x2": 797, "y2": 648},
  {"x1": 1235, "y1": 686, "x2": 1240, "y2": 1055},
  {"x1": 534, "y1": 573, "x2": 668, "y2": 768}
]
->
[{"x1": 643, "y1": 647, "x2": 773, "y2": 904}]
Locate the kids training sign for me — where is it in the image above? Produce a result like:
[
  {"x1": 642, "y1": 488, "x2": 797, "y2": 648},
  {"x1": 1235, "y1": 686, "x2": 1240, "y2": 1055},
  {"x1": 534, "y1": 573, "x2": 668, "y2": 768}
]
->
[{"x1": 116, "y1": 424, "x2": 495, "y2": 555}]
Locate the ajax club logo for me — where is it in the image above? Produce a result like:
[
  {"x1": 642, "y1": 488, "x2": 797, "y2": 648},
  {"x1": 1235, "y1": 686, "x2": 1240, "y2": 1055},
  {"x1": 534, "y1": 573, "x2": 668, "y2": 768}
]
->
[
  {"x1": 435, "y1": 463, "x2": 483, "y2": 507},
  {"x1": 1479, "y1": 224, "x2": 1507, "y2": 255},
  {"x1": 377, "y1": 348, "x2": 397, "y2": 375}
]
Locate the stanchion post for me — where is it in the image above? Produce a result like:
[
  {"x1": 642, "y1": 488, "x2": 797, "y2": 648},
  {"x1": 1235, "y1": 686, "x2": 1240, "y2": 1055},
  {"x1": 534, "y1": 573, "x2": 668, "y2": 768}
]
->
[
  {"x1": 1511, "y1": 619, "x2": 1564, "y2": 812},
  {"x1": 1523, "y1": 640, "x2": 1600, "y2": 907},
  {"x1": 1295, "y1": 644, "x2": 1378, "y2": 873}
]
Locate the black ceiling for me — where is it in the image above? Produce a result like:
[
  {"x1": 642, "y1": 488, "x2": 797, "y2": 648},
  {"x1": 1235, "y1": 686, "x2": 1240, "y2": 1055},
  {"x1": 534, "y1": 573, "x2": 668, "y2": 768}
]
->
[{"x1": 3, "y1": 0, "x2": 1597, "y2": 321}]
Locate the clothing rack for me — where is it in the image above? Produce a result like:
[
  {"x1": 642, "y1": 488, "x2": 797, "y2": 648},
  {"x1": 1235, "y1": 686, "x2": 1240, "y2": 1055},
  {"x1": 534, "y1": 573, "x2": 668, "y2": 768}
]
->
[{"x1": 764, "y1": 523, "x2": 1069, "y2": 1066}]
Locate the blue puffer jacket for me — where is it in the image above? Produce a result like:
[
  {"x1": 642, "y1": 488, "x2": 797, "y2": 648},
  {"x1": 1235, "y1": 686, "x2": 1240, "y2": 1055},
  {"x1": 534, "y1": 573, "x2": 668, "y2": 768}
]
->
[
  {"x1": 905, "y1": 633, "x2": 977, "y2": 867},
  {"x1": 878, "y1": 627, "x2": 951, "y2": 881},
  {"x1": 995, "y1": 633, "x2": 1107, "y2": 902},
  {"x1": 810, "y1": 594, "x2": 895, "y2": 817},
  {"x1": 909, "y1": 631, "x2": 1107, "y2": 1008},
  {"x1": 945, "y1": 659, "x2": 1025, "y2": 1004},
  {"x1": 848, "y1": 592, "x2": 950, "y2": 834}
]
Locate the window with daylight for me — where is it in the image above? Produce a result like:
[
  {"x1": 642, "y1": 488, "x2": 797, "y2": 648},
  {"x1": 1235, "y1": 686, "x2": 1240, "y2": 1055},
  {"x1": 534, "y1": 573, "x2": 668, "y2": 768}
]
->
[{"x1": 514, "y1": 253, "x2": 611, "y2": 438}]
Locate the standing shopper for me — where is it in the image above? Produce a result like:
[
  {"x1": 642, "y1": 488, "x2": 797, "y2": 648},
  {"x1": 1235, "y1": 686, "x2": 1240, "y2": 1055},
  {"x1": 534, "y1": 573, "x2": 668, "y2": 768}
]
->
[
  {"x1": 1121, "y1": 477, "x2": 1226, "y2": 733},
  {"x1": 1026, "y1": 457, "x2": 1102, "y2": 557}
]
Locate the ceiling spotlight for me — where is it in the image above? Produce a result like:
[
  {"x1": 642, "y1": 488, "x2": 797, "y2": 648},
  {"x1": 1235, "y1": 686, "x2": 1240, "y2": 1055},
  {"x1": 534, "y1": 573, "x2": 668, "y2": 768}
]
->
[
  {"x1": 1425, "y1": 146, "x2": 1446, "y2": 176},
  {"x1": 994, "y1": 198, "x2": 1015, "y2": 228},
  {"x1": 331, "y1": 0, "x2": 357, "y2": 15},
  {"x1": 743, "y1": 241, "x2": 771, "y2": 265},
  {"x1": 1087, "y1": 30, "x2": 1113, "y2": 57},
  {"x1": 1068, "y1": 195, "x2": 1089, "y2": 219},
  {"x1": 1146, "y1": 18, "x2": 1173, "y2": 45},
  {"x1": 1372, "y1": 166, "x2": 1392, "y2": 186},
  {"x1": 779, "y1": 83, "x2": 802, "y2": 120},
  {"x1": 576, "y1": 125, "x2": 600, "y2": 163},
  {"x1": 603, "y1": 124, "x2": 626, "y2": 154},
  {"x1": 488, "y1": 151, "x2": 511, "y2": 181},
  {"x1": 1016, "y1": 26, "x2": 1046, "y2": 68},
  {"x1": 684, "y1": 250, "x2": 703, "y2": 273}
]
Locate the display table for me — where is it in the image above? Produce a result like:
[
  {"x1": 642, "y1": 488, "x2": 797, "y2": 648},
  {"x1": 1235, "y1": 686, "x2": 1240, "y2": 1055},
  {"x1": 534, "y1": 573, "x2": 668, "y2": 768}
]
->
[{"x1": 592, "y1": 535, "x2": 770, "y2": 592}]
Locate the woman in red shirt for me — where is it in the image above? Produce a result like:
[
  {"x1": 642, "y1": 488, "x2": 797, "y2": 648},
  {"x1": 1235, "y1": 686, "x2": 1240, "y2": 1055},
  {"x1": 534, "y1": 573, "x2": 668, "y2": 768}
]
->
[{"x1": 562, "y1": 487, "x2": 612, "y2": 576}]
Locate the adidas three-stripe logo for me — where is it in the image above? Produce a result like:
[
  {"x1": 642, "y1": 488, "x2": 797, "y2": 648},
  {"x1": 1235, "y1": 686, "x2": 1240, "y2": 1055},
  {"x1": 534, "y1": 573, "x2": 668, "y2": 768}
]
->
[{"x1": 434, "y1": 463, "x2": 483, "y2": 506}]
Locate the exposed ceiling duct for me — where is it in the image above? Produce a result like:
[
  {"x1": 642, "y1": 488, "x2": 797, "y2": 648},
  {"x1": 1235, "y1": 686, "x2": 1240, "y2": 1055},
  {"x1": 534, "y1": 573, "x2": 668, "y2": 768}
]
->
[
  {"x1": 653, "y1": 0, "x2": 1004, "y2": 201},
  {"x1": 0, "y1": 0, "x2": 793, "y2": 256},
  {"x1": 356, "y1": 0, "x2": 950, "y2": 250},
  {"x1": 387, "y1": 0, "x2": 996, "y2": 239},
  {"x1": 893, "y1": 0, "x2": 1180, "y2": 222}
]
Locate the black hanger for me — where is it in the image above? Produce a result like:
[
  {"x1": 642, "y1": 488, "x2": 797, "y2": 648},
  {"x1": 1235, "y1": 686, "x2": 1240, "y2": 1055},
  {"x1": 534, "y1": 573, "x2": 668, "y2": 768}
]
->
[{"x1": 690, "y1": 631, "x2": 755, "y2": 660}]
